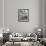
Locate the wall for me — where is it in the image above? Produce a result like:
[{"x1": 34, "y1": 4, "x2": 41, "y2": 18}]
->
[
  {"x1": 42, "y1": 0, "x2": 46, "y2": 37},
  {"x1": 0, "y1": 0, "x2": 3, "y2": 28},
  {"x1": 0, "y1": 0, "x2": 3, "y2": 33},
  {"x1": 4, "y1": 0, "x2": 42, "y2": 32}
]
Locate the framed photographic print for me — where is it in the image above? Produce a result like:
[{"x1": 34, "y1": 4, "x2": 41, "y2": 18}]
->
[{"x1": 18, "y1": 9, "x2": 29, "y2": 22}]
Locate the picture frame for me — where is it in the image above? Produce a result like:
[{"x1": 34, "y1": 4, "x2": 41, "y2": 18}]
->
[{"x1": 18, "y1": 9, "x2": 29, "y2": 22}]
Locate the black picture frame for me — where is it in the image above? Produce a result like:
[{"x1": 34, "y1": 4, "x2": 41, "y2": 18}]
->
[{"x1": 18, "y1": 9, "x2": 29, "y2": 22}]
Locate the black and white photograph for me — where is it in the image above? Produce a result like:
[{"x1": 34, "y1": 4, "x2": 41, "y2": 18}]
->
[
  {"x1": 0, "y1": 0, "x2": 46, "y2": 46},
  {"x1": 18, "y1": 9, "x2": 29, "y2": 22}
]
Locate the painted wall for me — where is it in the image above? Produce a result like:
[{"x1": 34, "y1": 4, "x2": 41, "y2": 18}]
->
[
  {"x1": 4, "y1": 0, "x2": 42, "y2": 32},
  {"x1": 42, "y1": 0, "x2": 46, "y2": 37},
  {"x1": 0, "y1": 0, "x2": 3, "y2": 28},
  {"x1": 0, "y1": 0, "x2": 3, "y2": 33}
]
